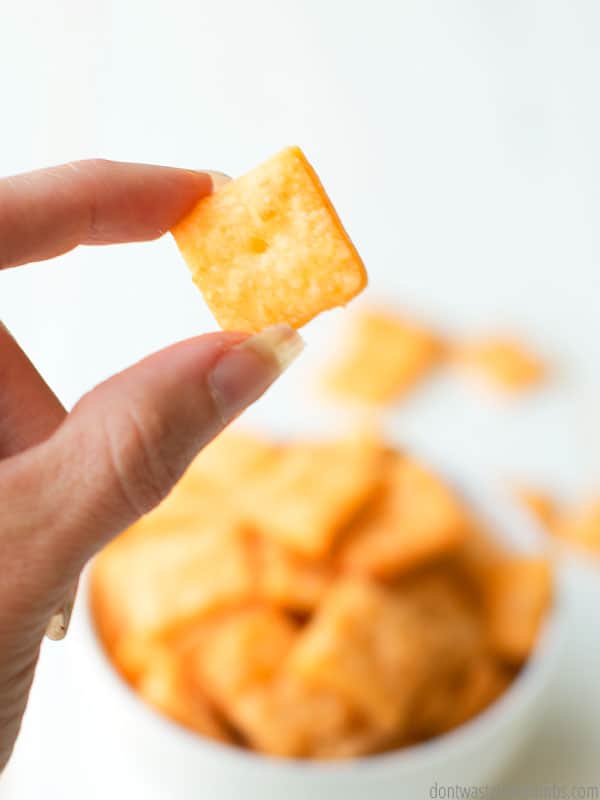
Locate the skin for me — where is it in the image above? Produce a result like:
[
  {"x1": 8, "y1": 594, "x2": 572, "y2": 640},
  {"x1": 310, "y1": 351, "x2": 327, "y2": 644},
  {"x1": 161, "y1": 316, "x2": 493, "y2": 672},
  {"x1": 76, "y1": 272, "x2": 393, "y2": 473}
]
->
[{"x1": 0, "y1": 159, "x2": 295, "y2": 770}]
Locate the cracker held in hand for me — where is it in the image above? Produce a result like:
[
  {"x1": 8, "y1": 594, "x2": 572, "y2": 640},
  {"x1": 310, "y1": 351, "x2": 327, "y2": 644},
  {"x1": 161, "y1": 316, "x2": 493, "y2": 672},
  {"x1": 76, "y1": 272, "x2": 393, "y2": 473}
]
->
[{"x1": 172, "y1": 146, "x2": 367, "y2": 331}]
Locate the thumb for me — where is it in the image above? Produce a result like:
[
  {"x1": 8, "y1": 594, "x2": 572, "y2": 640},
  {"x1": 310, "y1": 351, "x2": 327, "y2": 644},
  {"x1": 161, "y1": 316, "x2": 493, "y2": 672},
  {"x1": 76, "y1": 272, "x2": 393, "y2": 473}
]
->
[{"x1": 1, "y1": 325, "x2": 303, "y2": 605}]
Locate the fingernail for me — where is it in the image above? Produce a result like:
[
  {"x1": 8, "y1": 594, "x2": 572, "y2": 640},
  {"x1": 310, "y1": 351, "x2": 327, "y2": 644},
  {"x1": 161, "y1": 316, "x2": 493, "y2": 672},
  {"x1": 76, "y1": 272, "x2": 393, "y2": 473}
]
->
[
  {"x1": 208, "y1": 324, "x2": 304, "y2": 423},
  {"x1": 45, "y1": 584, "x2": 77, "y2": 641},
  {"x1": 204, "y1": 171, "x2": 232, "y2": 191},
  {"x1": 237, "y1": 324, "x2": 305, "y2": 372}
]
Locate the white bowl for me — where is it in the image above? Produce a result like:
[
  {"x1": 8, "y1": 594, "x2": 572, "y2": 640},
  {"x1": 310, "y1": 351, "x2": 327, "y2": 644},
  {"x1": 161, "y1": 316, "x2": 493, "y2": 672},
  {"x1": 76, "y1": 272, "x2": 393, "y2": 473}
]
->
[{"x1": 70, "y1": 475, "x2": 566, "y2": 800}]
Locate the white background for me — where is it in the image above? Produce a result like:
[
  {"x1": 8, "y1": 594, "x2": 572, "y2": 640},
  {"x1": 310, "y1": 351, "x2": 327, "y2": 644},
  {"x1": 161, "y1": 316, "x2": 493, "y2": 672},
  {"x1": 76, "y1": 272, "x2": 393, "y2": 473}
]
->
[{"x1": 1, "y1": 1, "x2": 600, "y2": 796}]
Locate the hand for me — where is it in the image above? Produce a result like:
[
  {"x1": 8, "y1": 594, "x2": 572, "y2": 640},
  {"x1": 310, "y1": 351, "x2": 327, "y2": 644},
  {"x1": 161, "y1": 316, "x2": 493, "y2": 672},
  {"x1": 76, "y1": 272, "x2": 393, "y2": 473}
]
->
[{"x1": 0, "y1": 159, "x2": 303, "y2": 770}]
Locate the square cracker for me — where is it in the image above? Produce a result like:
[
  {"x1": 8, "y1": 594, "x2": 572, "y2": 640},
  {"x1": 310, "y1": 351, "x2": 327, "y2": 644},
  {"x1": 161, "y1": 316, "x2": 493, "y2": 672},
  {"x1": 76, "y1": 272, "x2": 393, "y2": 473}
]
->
[
  {"x1": 455, "y1": 337, "x2": 545, "y2": 392},
  {"x1": 483, "y1": 557, "x2": 552, "y2": 663},
  {"x1": 198, "y1": 606, "x2": 298, "y2": 703},
  {"x1": 409, "y1": 654, "x2": 512, "y2": 740},
  {"x1": 254, "y1": 534, "x2": 333, "y2": 612},
  {"x1": 172, "y1": 146, "x2": 367, "y2": 332},
  {"x1": 184, "y1": 428, "x2": 277, "y2": 492},
  {"x1": 91, "y1": 515, "x2": 254, "y2": 649},
  {"x1": 136, "y1": 644, "x2": 231, "y2": 741},
  {"x1": 289, "y1": 578, "x2": 426, "y2": 733},
  {"x1": 338, "y1": 456, "x2": 468, "y2": 578},
  {"x1": 556, "y1": 499, "x2": 600, "y2": 551},
  {"x1": 194, "y1": 607, "x2": 371, "y2": 758},
  {"x1": 225, "y1": 674, "x2": 375, "y2": 759},
  {"x1": 238, "y1": 435, "x2": 383, "y2": 557},
  {"x1": 325, "y1": 311, "x2": 443, "y2": 404}
]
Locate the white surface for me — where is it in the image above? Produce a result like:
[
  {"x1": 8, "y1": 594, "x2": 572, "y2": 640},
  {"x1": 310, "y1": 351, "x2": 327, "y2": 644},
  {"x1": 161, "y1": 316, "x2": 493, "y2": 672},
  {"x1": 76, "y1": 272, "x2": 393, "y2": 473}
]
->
[{"x1": 1, "y1": 0, "x2": 600, "y2": 796}]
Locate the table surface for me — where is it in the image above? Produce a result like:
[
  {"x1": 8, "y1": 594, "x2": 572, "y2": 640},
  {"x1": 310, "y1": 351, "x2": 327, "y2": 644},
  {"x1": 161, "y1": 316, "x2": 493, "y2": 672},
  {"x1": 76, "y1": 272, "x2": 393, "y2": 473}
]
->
[{"x1": 2, "y1": 1, "x2": 600, "y2": 796}]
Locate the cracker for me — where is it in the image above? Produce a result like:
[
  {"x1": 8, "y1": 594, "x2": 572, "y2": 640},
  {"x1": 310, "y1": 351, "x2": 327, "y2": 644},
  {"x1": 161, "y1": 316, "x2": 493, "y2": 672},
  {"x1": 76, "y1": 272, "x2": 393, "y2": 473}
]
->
[
  {"x1": 238, "y1": 435, "x2": 382, "y2": 557},
  {"x1": 228, "y1": 675, "x2": 373, "y2": 759},
  {"x1": 451, "y1": 524, "x2": 508, "y2": 596},
  {"x1": 395, "y1": 569, "x2": 483, "y2": 676},
  {"x1": 198, "y1": 607, "x2": 298, "y2": 703},
  {"x1": 556, "y1": 499, "x2": 600, "y2": 551},
  {"x1": 184, "y1": 428, "x2": 277, "y2": 492},
  {"x1": 514, "y1": 486, "x2": 558, "y2": 531},
  {"x1": 134, "y1": 478, "x2": 228, "y2": 531},
  {"x1": 483, "y1": 557, "x2": 552, "y2": 663},
  {"x1": 192, "y1": 607, "x2": 354, "y2": 757},
  {"x1": 409, "y1": 654, "x2": 512, "y2": 739},
  {"x1": 325, "y1": 311, "x2": 444, "y2": 404},
  {"x1": 90, "y1": 515, "x2": 254, "y2": 649},
  {"x1": 338, "y1": 456, "x2": 468, "y2": 578},
  {"x1": 172, "y1": 146, "x2": 367, "y2": 332},
  {"x1": 137, "y1": 644, "x2": 231, "y2": 741},
  {"x1": 254, "y1": 535, "x2": 333, "y2": 612},
  {"x1": 289, "y1": 578, "x2": 426, "y2": 733},
  {"x1": 455, "y1": 336, "x2": 545, "y2": 392},
  {"x1": 447, "y1": 656, "x2": 513, "y2": 730}
]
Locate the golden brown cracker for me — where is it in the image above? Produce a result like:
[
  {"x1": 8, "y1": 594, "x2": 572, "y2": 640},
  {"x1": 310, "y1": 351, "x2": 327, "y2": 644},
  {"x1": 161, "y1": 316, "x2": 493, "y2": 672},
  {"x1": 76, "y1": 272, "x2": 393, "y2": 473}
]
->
[
  {"x1": 239, "y1": 435, "x2": 383, "y2": 557},
  {"x1": 289, "y1": 578, "x2": 425, "y2": 733},
  {"x1": 483, "y1": 557, "x2": 552, "y2": 663},
  {"x1": 325, "y1": 311, "x2": 444, "y2": 404},
  {"x1": 455, "y1": 336, "x2": 545, "y2": 392},
  {"x1": 172, "y1": 146, "x2": 367, "y2": 332},
  {"x1": 338, "y1": 456, "x2": 468, "y2": 578}
]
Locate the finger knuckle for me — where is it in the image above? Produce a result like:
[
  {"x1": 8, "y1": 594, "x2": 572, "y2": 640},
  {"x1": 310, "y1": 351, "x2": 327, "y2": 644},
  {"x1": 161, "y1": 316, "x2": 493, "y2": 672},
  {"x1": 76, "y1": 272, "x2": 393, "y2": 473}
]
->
[{"x1": 102, "y1": 403, "x2": 180, "y2": 519}]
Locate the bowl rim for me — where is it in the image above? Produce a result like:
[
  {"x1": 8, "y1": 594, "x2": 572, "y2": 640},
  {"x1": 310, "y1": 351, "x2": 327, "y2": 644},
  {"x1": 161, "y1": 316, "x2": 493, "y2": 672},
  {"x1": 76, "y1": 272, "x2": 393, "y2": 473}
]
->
[{"x1": 74, "y1": 474, "x2": 567, "y2": 777}]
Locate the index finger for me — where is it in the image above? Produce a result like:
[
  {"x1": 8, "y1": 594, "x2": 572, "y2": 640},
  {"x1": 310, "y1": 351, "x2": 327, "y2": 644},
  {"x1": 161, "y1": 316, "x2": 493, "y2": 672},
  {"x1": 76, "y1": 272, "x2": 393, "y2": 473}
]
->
[{"x1": 0, "y1": 159, "x2": 215, "y2": 270}]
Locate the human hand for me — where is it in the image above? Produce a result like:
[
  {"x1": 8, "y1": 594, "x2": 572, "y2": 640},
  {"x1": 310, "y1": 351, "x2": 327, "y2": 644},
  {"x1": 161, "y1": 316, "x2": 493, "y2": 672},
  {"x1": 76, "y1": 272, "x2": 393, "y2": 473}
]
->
[{"x1": 0, "y1": 159, "x2": 303, "y2": 769}]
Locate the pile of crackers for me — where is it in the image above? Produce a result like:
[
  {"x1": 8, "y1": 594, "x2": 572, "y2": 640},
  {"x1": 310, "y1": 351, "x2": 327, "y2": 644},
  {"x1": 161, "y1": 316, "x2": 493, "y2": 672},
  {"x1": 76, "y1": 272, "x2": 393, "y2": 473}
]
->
[{"x1": 91, "y1": 430, "x2": 552, "y2": 760}]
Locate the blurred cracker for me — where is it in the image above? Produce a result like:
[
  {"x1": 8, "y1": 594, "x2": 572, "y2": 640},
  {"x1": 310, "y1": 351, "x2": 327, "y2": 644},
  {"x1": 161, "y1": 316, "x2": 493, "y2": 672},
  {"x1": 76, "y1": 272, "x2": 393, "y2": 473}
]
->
[
  {"x1": 514, "y1": 485, "x2": 559, "y2": 532},
  {"x1": 90, "y1": 513, "x2": 255, "y2": 655},
  {"x1": 324, "y1": 310, "x2": 444, "y2": 405},
  {"x1": 289, "y1": 578, "x2": 426, "y2": 735},
  {"x1": 137, "y1": 643, "x2": 232, "y2": 741},
  {"x1": 556, "y1": 498, "x2": 600, "y2": 552},
  {"x1": 453, "y1": 336, "x2": 546, "y2": 393},
  {"x1": 237, "y1": 433, "x2": 384, "y2": 558},
  {"x1": 254, "y1": 534, "x2": 333, "y2": 612},
  {"x1": 338, "y1": 456, "x2": 468, "y2": 579},
  {"x1": 482, "y1": 556, "x2": 553, "y2": 664}
]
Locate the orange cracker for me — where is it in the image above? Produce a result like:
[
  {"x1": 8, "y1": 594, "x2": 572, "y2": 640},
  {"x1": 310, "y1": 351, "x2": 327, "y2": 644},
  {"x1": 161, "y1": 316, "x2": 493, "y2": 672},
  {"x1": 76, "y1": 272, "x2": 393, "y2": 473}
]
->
[
  {"x1": 137, "y1": 644, "x2": 231, "y2": 741},
  {"x1": 556, "y1": 499, "x2": 600, "y2": 551},
  {"x1": 455, "y1": 336, "x2": 545, "y2": 392},
  {"x1": 184, "y1": 428, "x2": 277, "y2": 492},
  {"x1": 410, "y1": 654, "x2": 512, "y2": 739},
  {"x1": 172, "y1": 146, "x2": 367, "y2": 332},
  {"x1": 227, "y1": 675, "x2": 374, "y2": 759},
  {"x1": 338, "y1": 456, "x2": 468, "y2": 578},
  {"x1": 254, "y1": 534, "x2": 333, "y2": 612},
  {"x1": 447, "y1": 656, "x2": 513, "y2": 730},
  {"x1": 396, "y1": 570, "x2": 483, "y2": 673},
  {"x1": 451, "y1": 523, "x2": 508, "y2": 596},
  {"x1": 289, "y1": 578, "x2": 425, "y2": 734},
  {"x1": 325, "y1": 311, "x2": 444, "y2": 404},
  {"x1": 134, "y1": 477, "x2": 228, "y2": 532},
  {"x1": 514, "y1": 486, "x2": 559, "y2": 531},
  {"x1": 483, "y1": 557, "x2": 552, "y2": 664},
  {"x1": 194, "y1": 606, "x2": 373, "y2": 758},
  {"x1": 238, "y1": 435, "x2": 383, "y2": 557},
  {"x1": 90, "y1": 515, "x2": 254, "y2": 650},
  {"x1": 198, "y1": 606, "x2": 298, "y2": 703}
]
